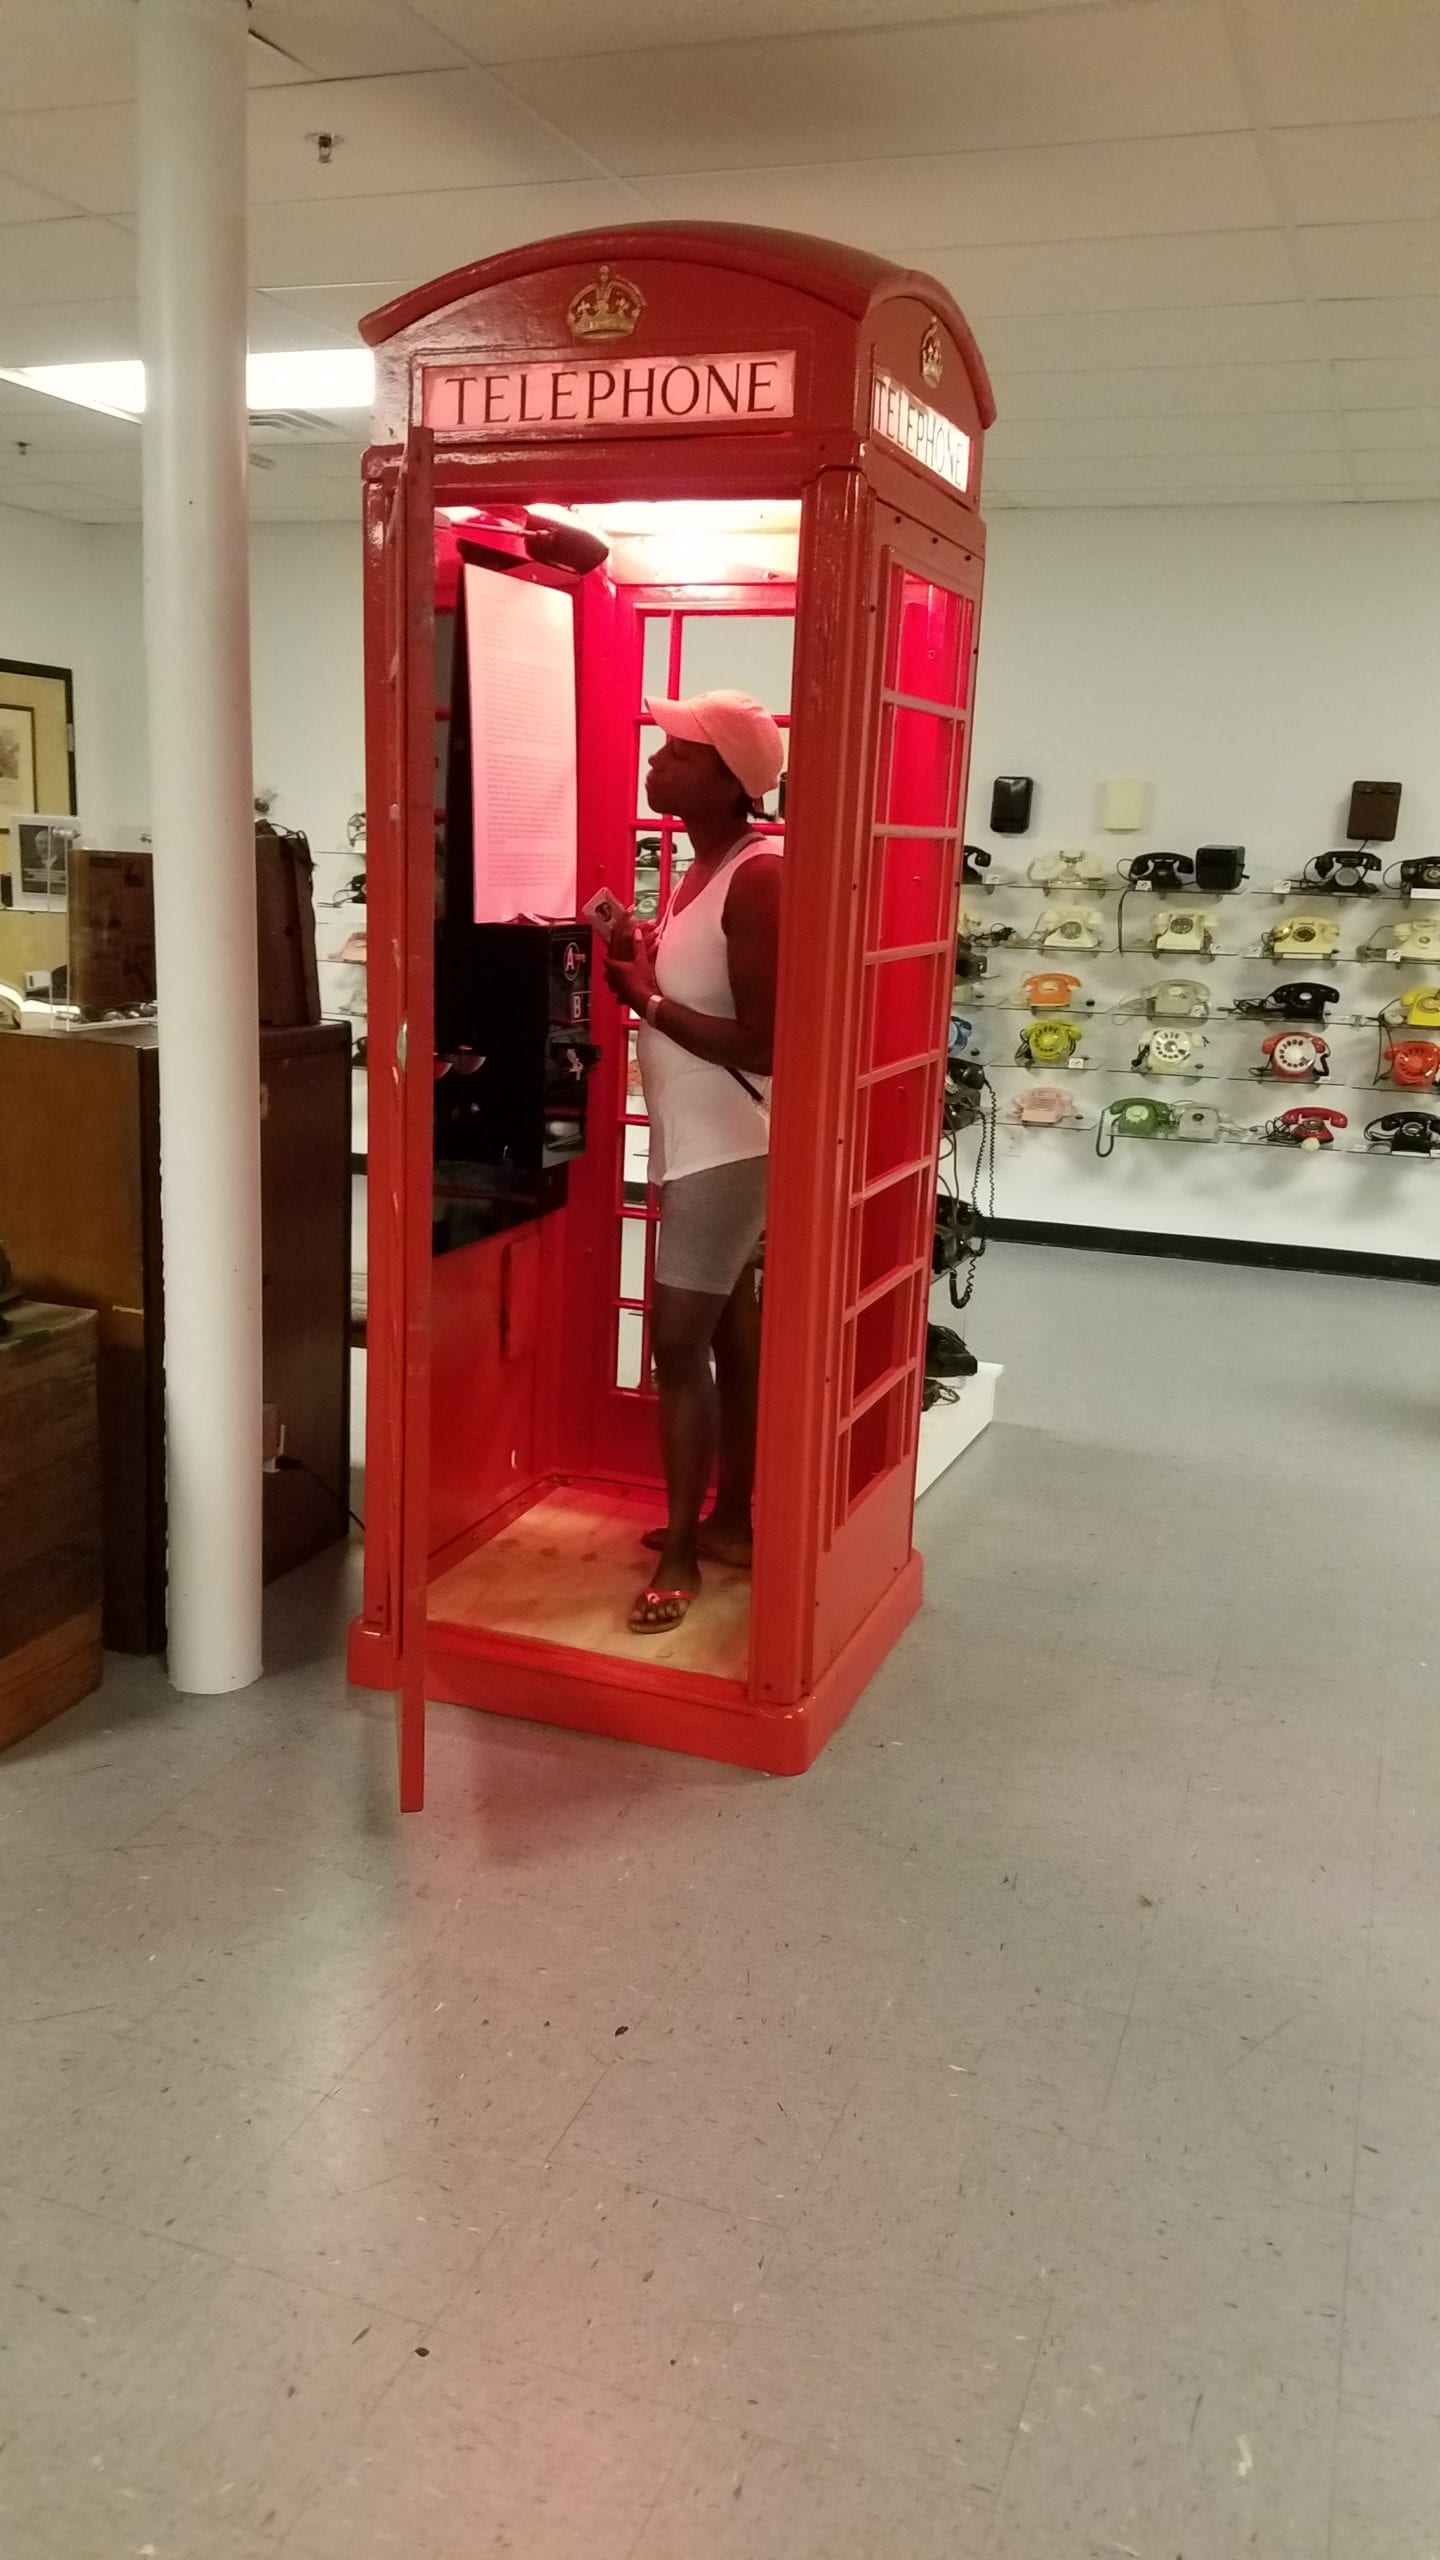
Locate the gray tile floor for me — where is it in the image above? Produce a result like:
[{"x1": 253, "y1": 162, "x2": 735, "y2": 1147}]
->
[{"x1": 3, "y1": 1241, "x2": 1437, "y2": 2557}]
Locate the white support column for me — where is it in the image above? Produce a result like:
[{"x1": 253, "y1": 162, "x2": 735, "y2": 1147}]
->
[{"x1": 138, "y1": 0, "x2": 263, "y2": 1693}]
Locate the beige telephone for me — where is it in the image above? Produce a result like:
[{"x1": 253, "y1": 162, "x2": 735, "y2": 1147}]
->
[
  {"x1": 1028, "y1": 848, "x2": 1108, "y2": 890},
  {"x1": 1037, "y1": 905, "x2": 1105, "y2": 954},
  {"x1": 1152, "y1": 906, "x2": 1215, "y2": 957},
  {"x1": 1144, "y1": 978, "x2": 1210, "y2": 1022},
  {"x1": 1135, "y1": 1025, "x2": 1206, "y2": 1075},
  {"x1": 1267, "y1": 913, "x2": 1340, "y2": 962}
]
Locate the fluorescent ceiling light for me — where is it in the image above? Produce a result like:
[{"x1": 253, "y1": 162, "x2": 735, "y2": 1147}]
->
[{"x1": 0, "y1": 348, "x2": 375, "y2": 419}]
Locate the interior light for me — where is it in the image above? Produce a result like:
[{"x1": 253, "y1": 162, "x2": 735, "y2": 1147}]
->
[{"x1": 0, "y1": 347, "x2": 375, "y2": 419}]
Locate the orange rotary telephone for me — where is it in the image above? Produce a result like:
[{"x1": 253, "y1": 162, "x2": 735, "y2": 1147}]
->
[
  {"x1": 1022, "y1": 971, "x2": 1083, "y2": 1010},
  {"x1": 1384, "y1": 1040, "x2": 1440, "y2": 1090}
]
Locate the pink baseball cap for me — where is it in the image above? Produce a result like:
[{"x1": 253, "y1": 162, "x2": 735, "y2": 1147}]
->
[{"x1": 645, "y1": 689, "x2": 785, "y2": 802}]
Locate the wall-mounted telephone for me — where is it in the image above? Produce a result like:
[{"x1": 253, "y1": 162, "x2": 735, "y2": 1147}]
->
[
  {"x1": 1384, "y1": 1040, "x2": 1440, "y2": 1090},
  {"x1": 1127, "y1": 851, "x2": 1194, "y2": 892},
  {"x1": 1022, "y1": 970, "x2": 1083, "y2": 1010},
  {"x1": 1009, "y1": 1084, "x2": 1081, "y2": 1126},
  {"x1": 1139, "y1": 978, "x2": 1210, "y2": 1022},
  {"x1": 1152, "y1": 906, "x2": 1215, "y2": 956},
  {"x1": 1194, "y1": 845, "x2": 1246, "y2": 893},
  {"x1": 1096, "y1": 1095, "x2": 1177, "y2": 1154},
  {"x1": 1037, "y1": 905, "x2": 1104, "y2": 953},
  {"x1": 990, "y1": 776, "x2": 1034, "y2": 834},
  {"x1": 1028, "y1": 849, "x2": 1108, "y2": 889},
  {"x1": 1399, "y1": 858, "x2": 1440, "y2": 894},
  {"x1": 1135, "y1": 1026, "x2": 1205, "y2": 1075},
  {"x1": 1017, "y1": 1017, "x2": 1083, "y2": 1067},
  {"x1": 1234, "y1": 981, "x2": 1338, "y2": 1025},
  {"x1": 1392, "y1": 986, "x2": 1440, "y2": 1029},
  {"x1": 1306, "y1": 849, "x2": 1382, "y2": 895},
  {"x1": 1262, "y1": 1106, "x2": 1347, "y2": 1147},
  {"x1": 1366, "y1": 1110, "x2": 1440, "y2": 1155},
  {"x1": 961, "y1": 844, "x2": 992, "y2": 882},
  {"x1": 1266, "y1": 914, "x2": 1340, "y2": 961},
  {"x1": 1361, "y1": 914, "x2": 1440, "y2": 961},
  {"x1": 1259, "y1": 1030, "x2": 1330, "y2": 1081}
]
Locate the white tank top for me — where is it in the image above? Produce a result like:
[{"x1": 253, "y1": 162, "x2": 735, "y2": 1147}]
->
[{"x1": 637, "y1": 835, "x2": 779, "y2": 1186}]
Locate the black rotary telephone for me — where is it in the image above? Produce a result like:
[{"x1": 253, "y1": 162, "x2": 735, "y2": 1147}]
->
[
  {"x1": 933, "y1": 1189, "x2": 985, "y2": 1302},
  {"x1": 1305, "y1": 850, "x2": 1382, "y2": 895},
  {"x1": 1399, "y1": 859, "x2": 1440, "y2": 893},
  {"x1": 1366, "y1": 1110, "x2": 1440, "y2": 1156},
  {"x1": 961, "y1": 844, "x2": 992, "y2": 883},
  {"x1": 1233, "y1": 981, "x2": 1338, "y2": 1025},
  {"x1": 1126, "y1": 851, "x2": 1194, "y2": 893}
]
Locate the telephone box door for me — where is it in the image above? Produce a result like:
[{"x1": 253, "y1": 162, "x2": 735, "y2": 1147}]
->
[
  {"x1": 377, "y1": 428, "x2": 435, "y2": 1810},
  {"x1": 810, "y1": 502, "x2": 981, "y2": 1681}
]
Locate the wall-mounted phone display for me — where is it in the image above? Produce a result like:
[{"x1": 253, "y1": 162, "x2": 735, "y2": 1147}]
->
[
  {"x1": 1140, "y1": 978, "x2": 1210, "y2": 1021},
  {"x1": 1152, "y1": 906, "x2": 1216, "y2": 957},
  {"x1": 1347, "y1": 779, "x2": 1401, "y2": 842},
  {"x1": 1037, "y1": 905, "x2": 1104, "y2": 953},
  {"x1": 1008, "y1": 1084, "x2": 1082, "y2": 1126},
  {"x1": 1384, "y1": 1040, "x2": 1440, "y2": 1090},
  {"x1": 1127, "y1": 851, "x2": 1194, "y2": 893},
  {"x1": 1028, "y1": 848, "x2": 1108, "y2": 890},
  {"x1": 1257, "y1": 1029, "x2": 1330, "y2": 1082},
  {"x1": 1135, "y1": 1026, "x2": 1206, "y2": 1075},
  {"x1": 1193, "y1": 845, "x2": 1246, "y2": 892},
  {"x1": 1399, "y1": 858, "x2": 1440, "y2": 895},
  {"x1": 1265, "y1": 913, "x2": 1341, "y2": 962},
  {"x1": 990, "y1": 775, "x2": 1034, "y2": 834},
  {"x1": 1017, "y1": 1017, "x2": 1084, "y2": 1067},
  {"x1": 1360, "y1": 915, "x2": 1440, "y2": 962},
  {"x1": 1306, "y1": 850, "x2": 1382, "y2": 895},
  {"x1": 1022, "y1": 970, "x2": 1083, "y2": 1010},
  {"x1": 1260, "y1": 1106, "x2": 1347, "y2": 1147},
  {"x1": 1234, "y1": 981, "x2": 1337, "y2": 1024}
]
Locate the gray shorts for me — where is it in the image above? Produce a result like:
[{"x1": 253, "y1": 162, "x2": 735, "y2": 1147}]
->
[{"x1": 654, "y1": 1157, "x2": 768, "y2": 1297}]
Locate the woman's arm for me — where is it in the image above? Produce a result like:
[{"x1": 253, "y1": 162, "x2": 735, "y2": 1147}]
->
[{"x1": 605, "y1": 857, "x2": 782, "y2": 1075}]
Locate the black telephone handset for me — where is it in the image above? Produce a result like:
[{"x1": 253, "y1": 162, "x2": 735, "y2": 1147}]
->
[
  {"x1": 1308, "y1": 850, "x2": 1382, "y2": 894},
  {"x1": 1234, "y1": 981, "x2": 1338, "y2": 1024},
  {"x1": 1127, "y1": 851, "x2": 1194, "y2": 892},
  {"x1": 1366, "y1": 1110, "x2": 1440, "y2": 1155}
]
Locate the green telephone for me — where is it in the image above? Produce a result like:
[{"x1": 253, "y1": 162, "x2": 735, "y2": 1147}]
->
[{"x1": 1096, "y1": 1095, "x2": 1177, "y2": 1156}]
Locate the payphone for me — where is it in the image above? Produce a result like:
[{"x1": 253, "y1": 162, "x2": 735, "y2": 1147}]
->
[{"x1": 350, "y1": 224, "x2": 994, "y2": 1804}]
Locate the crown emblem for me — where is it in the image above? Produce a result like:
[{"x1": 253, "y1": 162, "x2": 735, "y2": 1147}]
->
[
  {"x1": 920, "y1": 319, "x2": 944, "y2": 389},
  {"x1": 566, "y1": 265, "x2": 644, "y2": 343}
]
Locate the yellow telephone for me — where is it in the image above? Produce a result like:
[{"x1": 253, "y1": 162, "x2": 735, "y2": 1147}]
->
[{"x1": 1395, "y1": 985, "x2": 1440, "y2": 1029}]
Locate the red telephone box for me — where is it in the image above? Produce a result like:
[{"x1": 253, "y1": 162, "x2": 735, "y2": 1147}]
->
[{"x1": 349, "y1": 224, "x2": 993, "y2": 1805}]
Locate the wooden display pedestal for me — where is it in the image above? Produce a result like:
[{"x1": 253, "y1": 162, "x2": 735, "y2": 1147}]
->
[{"x1": 0, "y1": 1301, "x2": 102, "y2": 1749}]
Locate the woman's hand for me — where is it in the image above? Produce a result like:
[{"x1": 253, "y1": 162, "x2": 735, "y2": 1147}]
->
[{"x1": 605, "y1": 946, "x2": 658, "y2": 1016}]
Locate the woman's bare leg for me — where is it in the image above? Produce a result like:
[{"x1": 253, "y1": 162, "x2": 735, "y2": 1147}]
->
[
  {"x1": 633, "y1": 1281, "x2": 727, "y2": 1627},
  {"x1": 706, "y1": 1261, "x2": 761, "y2": 1564}
]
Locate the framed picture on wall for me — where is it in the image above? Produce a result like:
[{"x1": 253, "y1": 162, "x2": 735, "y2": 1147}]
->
[{"x1": 0, "y1": 658, "x2": 77, "y2": 903}]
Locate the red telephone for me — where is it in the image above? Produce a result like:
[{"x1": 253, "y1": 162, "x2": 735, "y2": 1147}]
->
[
  {"x1": 1384, "y1": 1039, "x2": 1440, "y2": 1090},
  {"x1": 1260, "y1": 1030, "x2": 1329, "y2": 1081},
  {"x1": 1266, "y1": 1105, "x2": 1347, "y2": 1147}
]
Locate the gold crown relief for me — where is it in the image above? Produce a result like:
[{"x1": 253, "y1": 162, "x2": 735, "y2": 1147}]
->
[
  {"x1": 920, "y1": 319, "x2": 944, "y2": 389},
  {"x1": 566, "y1": 266, "x2": 645, "y2": 342}
]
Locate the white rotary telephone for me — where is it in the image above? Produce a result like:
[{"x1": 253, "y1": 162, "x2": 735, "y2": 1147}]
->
[
  {"x1": 1135, "y1": 1025, "x2": 1206, "y2": 1075},
  {"x1": 1037, "y1": 905, "x2": 1105, "y2": 954},
  {"x1": 1152, "y1": 906, "x2": 1216, "y2": 957}
]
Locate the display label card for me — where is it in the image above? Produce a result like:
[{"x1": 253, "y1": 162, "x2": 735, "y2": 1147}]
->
[{"x1": 464, "y1": 564, "x2": 577, "y2": 922}]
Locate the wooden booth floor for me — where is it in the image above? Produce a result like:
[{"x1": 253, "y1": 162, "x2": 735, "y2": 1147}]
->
[{"x1": 427, "y1": 1481, "x2": 752, "y2": 1681}]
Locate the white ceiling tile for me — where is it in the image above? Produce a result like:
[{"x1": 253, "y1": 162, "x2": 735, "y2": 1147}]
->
[
  {"x1": 0, "y1": 103, "x2": 132, "y2": 216},
  {"x1": 248, "y1": 69, "x2": 595, "y2": 203},
  {"x1": 248, "y1": 440, "x2": 365, "y2": 477},
  {"x1": 975, "y1": 302, "x2": 1319, "y2": 374},
  {"x1": 1343, "y1": 405, "x2": 1440, "y2": 448},
  {"x1": 987, "y1": 409, "x2": 1344, "y2": 459},
  {"x1": 0, "y1": 462, "x2": 131, "y2": 514},
  {"x1": 994, "y1": 448, "x2": 1352, "y2": 493},
  {"x1": 1334, "y1": 355, "x2": 1440, "y2": 405},
  {"x1": 1002, "y1": 483, "x2": 1357, "y2": 507},
  {"x1": 255, "y1": 285, "x2": 408, "y2": 340},
  {"x1": 1274, "y1": 119, "x2": 1440, "y2": 225},
  {"x1": 249, "y1": 1, "x2": 468, "y2": 78},
  {"x1": 643, "y1": 133, "x2": 1274, "y2": 251},
  {"x1": 248, "y1": 178, "x2": 634, "y2": 290},
  {"x1": 0, "y1": 220, "x2": 133, "y2": 308},
  {"x1": 1353, "y1": 445, "x2": 1440, "y2": 484},
  {"x1": 0, "y1": 392, "x2": 140, "y2": 457},
  {"x1": 922, "y1": 229, "x2": 1296, "y2": 320},
  {"x1": 0, "y1": 2, "x2": 135, "y2": 111},
  {"x1": 242, "y1": 290, "x2": 360, "y2": 351},
  {"x1": 1315, "y1": 294, "x2": 1440, "y2": 358},
  {"x1": 494, "y1": 4, "x2": 1249, "y2": 176},
  {"x1": 996, "y1": 360, "x2": 1332, "y2": 418},
  {"x1": 416, "y1": 0, "x2": 1110, "y2": 56},
  {"x1": 0, "y1": 299, "x2": 138, "y2": 364},
  {"x1": 0, "y1": 171, "x2": 86, "y2": 224},
  {"x1": 1243, "y1": 0, "x2": 1440, "y2": 127},
  {"x1": 1294, "y1": 219, "x2": 1440, "y2": 299}
]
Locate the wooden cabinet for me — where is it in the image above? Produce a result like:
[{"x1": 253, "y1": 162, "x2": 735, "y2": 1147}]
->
[
  {"x1": 0, "y1": 1023, "x2": 351, "y2": 1651},
  {"x1": 0, "y1": 1302, "x2": 102, "y2": 1747}
]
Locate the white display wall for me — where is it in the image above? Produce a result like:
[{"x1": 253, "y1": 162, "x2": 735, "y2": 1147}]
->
[
  {"x1": 968, "y1": 501, "x2": 1440, "y2": 1261},
  {"x1": 4, "y1": 490, "x2": 1440, "y2": 1259}
]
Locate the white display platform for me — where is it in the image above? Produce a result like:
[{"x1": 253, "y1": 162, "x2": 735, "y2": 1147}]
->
[{"x1": 915, "y1": 1359, "x2": 1001, "y2": 1497}]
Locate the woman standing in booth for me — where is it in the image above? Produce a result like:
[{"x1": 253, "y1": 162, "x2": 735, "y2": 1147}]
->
[{"x1": 604, "y1": 691, "x2": 785, "y2": 1633}]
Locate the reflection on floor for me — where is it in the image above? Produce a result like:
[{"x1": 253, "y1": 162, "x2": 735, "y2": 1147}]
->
[{"x1": 428, "y1": 1480, "x2": 751, "y2": 1681}]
